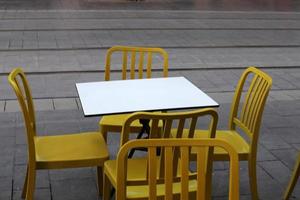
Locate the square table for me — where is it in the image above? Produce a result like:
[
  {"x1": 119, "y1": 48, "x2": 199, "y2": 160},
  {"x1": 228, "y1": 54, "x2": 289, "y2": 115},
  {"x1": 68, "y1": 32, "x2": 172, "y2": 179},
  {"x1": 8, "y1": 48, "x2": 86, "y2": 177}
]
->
[
  {"x1": 76, "y1": 76, "x2": 219, "y2": 117},
  {"x1": 77, "y1": 76, "x2": 219, "y2": 157}
]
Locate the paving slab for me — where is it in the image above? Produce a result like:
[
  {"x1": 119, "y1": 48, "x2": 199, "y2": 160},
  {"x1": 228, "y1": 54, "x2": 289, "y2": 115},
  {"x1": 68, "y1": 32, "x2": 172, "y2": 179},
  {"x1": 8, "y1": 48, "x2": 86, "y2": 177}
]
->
[
  {"x1": 259, "y1": 160, "x2": 292, "y2": 184},
  {"x1": 53, "y1": 98, "x2": 78, "y2": 110},
  {"x1": 207, "y1": 92, "x2": 234, "y2": 104},
  {"x1": 0, "y1": 101, "x2": 5, "y2": 112},
  {"x1": 270, "y1": 148, "x2": 299, "y2": 169},
  {"x1": 51, "y1": 178, "x2": 98, "y2": 200},
  {"x1": 13, "y1": 189, "x2": 51, "y2": 200},
  {"x1": 34, "y1": 99, "x2": 54, "y2": 111},
  {"x1": 5, "y1": 100, "x2": 20, "y2": 112},
  {"x1": 270, "y1": 90, "x2": 295, "y2": 101},
  {"x1": 0, "y1": 190, "x2": 11, "y2": 200},
  {"x1": 13, "y1": 165, "x2": 50, "y2": 191}
]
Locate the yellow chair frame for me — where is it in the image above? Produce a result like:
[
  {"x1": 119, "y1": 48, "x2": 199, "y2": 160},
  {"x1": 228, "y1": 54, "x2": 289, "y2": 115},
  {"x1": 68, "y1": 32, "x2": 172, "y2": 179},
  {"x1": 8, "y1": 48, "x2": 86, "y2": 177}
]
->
[
  {"x1": 8, "y1": 68, "x2": 109, "y2": 200},
  {"x1": 106, "y1": 138, "x2": 240, "y2": 200},
  {"x1": 103, "y1": 108, "x2": 219, "y2": 200},
  {"x1": 99, "y1": 45, "x2": 169, "y2": 141},
  {"x1": 186, "y1": 66, "x2": 272, "y2": 199},
  {"x1": 284, "y1": 152, "x2": 300, "y2": 200}
]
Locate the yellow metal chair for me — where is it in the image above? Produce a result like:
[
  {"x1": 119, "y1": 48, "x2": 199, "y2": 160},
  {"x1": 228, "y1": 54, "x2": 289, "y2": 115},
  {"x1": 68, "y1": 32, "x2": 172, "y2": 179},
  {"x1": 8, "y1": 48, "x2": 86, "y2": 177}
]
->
[
  {"x1": 98, "y1": 46, "x2": 169, "y2": 141},
  {"x1": 103, "y1": 108, "x2": 219, "y2": 200},
  {"x1": 104, "y1": 138, "x2": 240, "y2": 200},
  {"x1": 284, "y1": 152, "x2": 300, "y2": 200},
  {"x1": 174, "y1": 66, "x2": 272, "y2": 199},
  {"x1": 8, "y1": 68, "x2": 109, "y2": 200}
]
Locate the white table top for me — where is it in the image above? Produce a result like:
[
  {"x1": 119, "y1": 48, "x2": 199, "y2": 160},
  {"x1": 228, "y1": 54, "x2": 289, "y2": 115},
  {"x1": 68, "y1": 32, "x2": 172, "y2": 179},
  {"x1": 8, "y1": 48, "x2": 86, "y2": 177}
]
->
[{"x1": 76, "y1": 77, "x2": 219, "y2": 117}]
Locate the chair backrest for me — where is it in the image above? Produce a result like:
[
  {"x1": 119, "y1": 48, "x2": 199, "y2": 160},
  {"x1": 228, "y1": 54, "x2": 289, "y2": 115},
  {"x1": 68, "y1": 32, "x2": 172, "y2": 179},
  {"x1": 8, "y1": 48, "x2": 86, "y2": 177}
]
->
[
  {"x1": 228, "y1": 66, "x2": 272, "y2": 151},
  {"x1": 120, "y1": 108, "x2": 218, "y2": 146},
  {"x1": 8, "y1": 68, "x2": 36, "y2": 163},
  {"x1": 104, "y1": 46, "x2": 168, "y2": 80},
  {"x1": 116, "y1": 138, "x2": 240, "y2": 200},
  {"x1": 120, "y1": 108, "x2": 218, "y2": 198}
]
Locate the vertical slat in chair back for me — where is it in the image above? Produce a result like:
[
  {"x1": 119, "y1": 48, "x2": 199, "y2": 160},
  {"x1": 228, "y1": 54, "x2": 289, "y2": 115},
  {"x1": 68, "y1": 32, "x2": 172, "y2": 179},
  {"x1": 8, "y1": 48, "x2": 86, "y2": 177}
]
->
[
  {"x1": 104, "y1": 46, "x2": 168, "y2": 81},
  {"x1": 116, "y1": 139, "x2": 240, "y2": 200},
  {"x1": 8, "y1": 68, "x2": 37, "y2": 161},
  {"x1": 228, "y1": 66, "x2": 272, "y2": 141},
  {"x1": 120, "y1": 108, "x2": 218, "y2": 195}
]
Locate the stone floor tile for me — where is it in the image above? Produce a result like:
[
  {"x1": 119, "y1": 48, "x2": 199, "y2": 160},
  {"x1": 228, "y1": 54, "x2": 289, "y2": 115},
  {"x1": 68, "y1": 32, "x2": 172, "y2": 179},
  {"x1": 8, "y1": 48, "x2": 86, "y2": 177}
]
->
[
  {"x1": 292, "y1": 143, "x2": 300, "y2": 150},
  {"x1": 257, "y1": 144, "x2": 277, "y2": 161},
  {"x1": 207, "y1": 92, "x2": 233, "y2": 104},
  {"x1": 270, "y1": 90, "x2": 295, "y2": 101},
  {"x1": 0, "y1": 100, "x2": 5, "y2": 112},
  {"x1": 0, "y1": 176, "x2": 12, "y2": 191},
  {"x1": 260, "y1": 133, "x2": 292, "y2": 150},
  {"x1": 13, "y1": 165, "x2": 49, "y2": 191},
  {"x1": 270, "y1": 100, "x2": 300, "y2": 116},
  {"x1": 14, "y1": 144, "x2": 27, "y2": 165},
  {"x1": 270, "y1": 148, "x2": 299, "y2": 169},
  {"x1": 38, "y1": 110, "x2": 82, "y2": 123},
  {"x1": 0, "y1": 155, "x2": 14, "y2": 178},
  {"x1": 13, "y1": 189, "x2": 51, "y2": 200},
  {"x1": 0, "y1": 190, "x2": 11, "y2": 200},
  {"x1": 15, "y1": 126, "x2": 26, "y2": 145},
  {"x1": 272, "y1": 127, "x2": 300, "y2": 144},
  {"x1": 53, "y1": 98, "x2": 78, "y2": 110},
  {"x1": 34, "y1": 99, "x2": 54, "y2": 111},
  {"x1": 5, "y1": 100, "x2": 20, "y2": 112},
  {"x1": 259, "y1": 160, "x2": 291, "y2": 184},
  {"x1": 78, "y1": 120, "x2": 99, "y2": 132},
  {"x1": 51, "y1": 178, "x2": 98, "y2": 200},
  {"x1": 44, "y1": 120, "x2": 81, "y2": 135},
  {"x1": 0, "y1": 126, "x2": 16, "y2": 137},
  {"x1": 285, "y1": 90, "x2": 300, "y2": 100},
  {"x1": 49, "y1": 168, "x2": 93, "y2": 181}
]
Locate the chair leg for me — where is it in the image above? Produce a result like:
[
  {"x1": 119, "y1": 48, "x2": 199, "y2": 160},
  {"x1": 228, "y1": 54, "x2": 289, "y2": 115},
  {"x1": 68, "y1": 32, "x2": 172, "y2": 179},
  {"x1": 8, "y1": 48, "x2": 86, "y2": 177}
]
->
[
  {"x1": 21, "y1": 165, "x2": 29, "y2": 198},
  {"x1": 284, "y1": 154, "x2": 300, "y2": 200},
  {"x1": 100, "y1": 126, "x2": 108, "y2": 142},
  {"x1": 248, "y1": 159, "x2": 259, "y2": 200},
  {"x1": 97, "y1": 166, "x2": 103, "y2": 196},
  {"x1": 25, "y1": 166, "x2": 36, "y2": 200},
  {"x1": 205, "y1": 170, "x2": 213, "y2": 200},
  {"x1": 103, "y1": 173, "x2": 112, "y2": 200}
]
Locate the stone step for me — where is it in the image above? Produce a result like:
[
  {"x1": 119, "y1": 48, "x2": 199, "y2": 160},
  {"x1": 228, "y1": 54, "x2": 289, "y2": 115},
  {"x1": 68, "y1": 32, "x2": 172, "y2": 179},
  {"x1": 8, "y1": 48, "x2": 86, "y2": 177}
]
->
[
  {"x1": 0, "y1": 47, "x2": 300, "y2": 74},
  {"x1": 1, "y1": 18, "x2": 300, "y2": 31},
  {"x1": 2, "y1": 68, "x2": 300, "y2": 100},
  {"x1": 2, "y1": 89, "x2": 300, "y2": 112},
  {"x1": 1, "y1": 10, "x2": 300, "y2": 20}
]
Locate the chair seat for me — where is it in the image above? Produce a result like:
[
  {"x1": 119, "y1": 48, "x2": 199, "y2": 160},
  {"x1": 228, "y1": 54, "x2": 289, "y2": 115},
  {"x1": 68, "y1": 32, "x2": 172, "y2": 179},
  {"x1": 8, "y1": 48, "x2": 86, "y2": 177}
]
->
[
  {"x1": 171, "y1": 129, "x2": 250, "y2": 160},
  {"x1": 105, "y1": 158, "x2": 152, "y2": 184},
  {"x1": 104, "y1": 158, "x2": 197, "y2": 199},
  {"x1": 34, "y1": 132, "x2": 109, "y2": 169}
]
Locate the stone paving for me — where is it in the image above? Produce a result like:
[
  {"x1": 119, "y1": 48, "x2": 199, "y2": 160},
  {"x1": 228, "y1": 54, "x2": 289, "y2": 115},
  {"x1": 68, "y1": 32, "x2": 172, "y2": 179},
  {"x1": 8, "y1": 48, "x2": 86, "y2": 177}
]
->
[{"x1": 1, "y1": 0, "x2": 300, "y2": 199}]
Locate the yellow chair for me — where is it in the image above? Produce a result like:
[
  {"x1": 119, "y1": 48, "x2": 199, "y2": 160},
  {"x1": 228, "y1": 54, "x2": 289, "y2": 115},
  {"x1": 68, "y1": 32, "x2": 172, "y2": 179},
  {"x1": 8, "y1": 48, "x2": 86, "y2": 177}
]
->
[
  {"x1": 99, "y1": 46, "x2": 169, "y2": 141},
  {"x1": 104, "y1": 138, "x2": 240, "y2": 200},
  {"x1": 174, "y1": 66, "x2": 272, "y2": 199},
  {"x1": 8, "y1": 68, "x2": 109, "y2": 200},
  {"x1": 103, "y1": 108, "x2": 219, "y2": 200},
  {"x1": 284, "y1": 152, "x2": 300, "y2": 200}
]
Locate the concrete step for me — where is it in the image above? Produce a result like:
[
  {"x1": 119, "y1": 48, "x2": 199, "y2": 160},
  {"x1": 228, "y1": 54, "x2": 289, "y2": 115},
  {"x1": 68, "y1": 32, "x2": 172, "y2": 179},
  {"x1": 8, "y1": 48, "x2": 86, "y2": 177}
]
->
[{"x1": 0, "y1": 47, "x2": 300, "y2": 74}]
